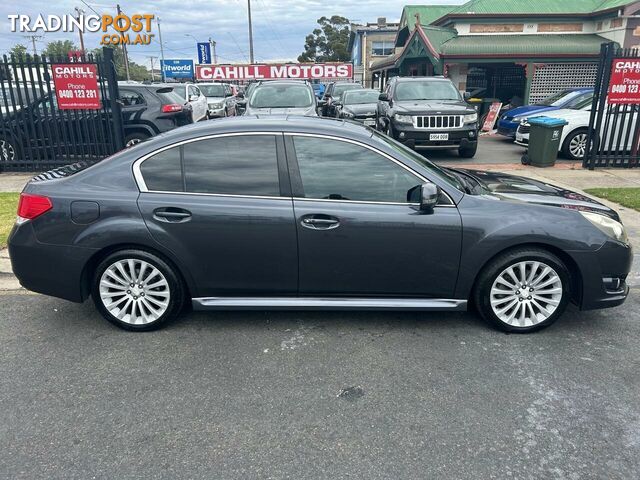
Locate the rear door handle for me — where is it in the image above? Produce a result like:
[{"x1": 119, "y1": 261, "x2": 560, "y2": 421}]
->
[
  {"x1": 153, "y1": 208, "x2": 192, "y2": 223},
  {"x1": 301, "y1": 215, "x2": 340, "y2": 230}
]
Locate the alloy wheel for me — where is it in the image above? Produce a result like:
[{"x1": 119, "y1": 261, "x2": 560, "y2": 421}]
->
[
  {"x1": 489, "y1": 261, "x2": 563, "y2": 328},
  {"x1": 569, "y1": 133, "x2": 587, "y2": 159},
  {"x1": 0, "y1": 139, "x2": 16, "y2": 162},
  {"x1": 99, "y1": 259, "x2": 171, "y2": 325},
  {"x1": 125, "y1": 138, "x2": 142, "y2": 148}
]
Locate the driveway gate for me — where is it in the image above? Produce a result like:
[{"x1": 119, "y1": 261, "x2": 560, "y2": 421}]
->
[
  {"x1": 584, "y1": 42, "x2": 640, "y2": 169},
  {"x1": 0, "y1": 48, "x2": 124, "y2": 172}
]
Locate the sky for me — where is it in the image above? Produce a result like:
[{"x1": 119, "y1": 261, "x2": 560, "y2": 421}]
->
[{"x1": 0, "y1": 0, "x2": 464, "y2": 68}]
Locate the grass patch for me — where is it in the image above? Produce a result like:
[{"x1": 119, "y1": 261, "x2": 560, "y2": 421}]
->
[
  {"x1": 0, "y1": 193, "x2": 20, "y2": 248},
  {"x1": 584, "y1": 188, "x2": 640, "y2": 212}
]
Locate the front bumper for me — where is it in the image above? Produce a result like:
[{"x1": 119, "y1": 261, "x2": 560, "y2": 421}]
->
[
  {"x1": 208, "y1": 106, "x2": 226, "y2": 118},
  {"x1": 497, "y1": 119, "x2": 518, "y2": 138},
  {"x1": 390, "y1": 121, "x2": 478, "y2": 149},
  {"x1": 570, "y1": 240, "x2": 633, "y2": 311}
]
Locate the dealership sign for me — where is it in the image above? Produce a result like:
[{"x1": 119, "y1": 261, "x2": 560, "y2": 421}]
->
[
  {"x1": 196, "y1": 63, "x2": 353, "y2": 81},
  {"x1": 609, "y1": 59, "x2": 640, "y2": 104},
  {"x1": 51, "y1": 64, "x2": 101, "y2": 109},
  {"x1": 197, "y1": 42, "x2": 211, "y2": 64},
  {"x1": 161, "y1": 59, "x2": 194, "y2": 79}
]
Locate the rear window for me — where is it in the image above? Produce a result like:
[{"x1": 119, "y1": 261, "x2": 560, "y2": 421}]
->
[
  {"x1": 249, "y1": 85, "x2": 313, "y2": 108},
  {"x1": 154, "y1": 88, "x2": 185, "y2": 105}
]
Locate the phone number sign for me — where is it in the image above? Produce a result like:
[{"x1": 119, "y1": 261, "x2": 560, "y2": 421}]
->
[
  {"x1": 52, "y1": 64, "x2": 101, "y2": 109},
  {"x1": 609, "y1": 59, "x2": 640, "y2": 104}
]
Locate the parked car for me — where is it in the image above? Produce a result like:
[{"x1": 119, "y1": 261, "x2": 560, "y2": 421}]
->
[
  {"x1": 514, "y1": 98, "x2": 596, "y2": 160},
  {"x1": 197, "y1": 83, "x2": 237, "y2": 118},
  {"x1": 377, "y1": 76, "x2": 479, "y2": 158},
  {"x1": 118, "y1": 84, "x2": 194, "y2": 146},
  {"x1": 8, "y1": 116, "x2": 631, "y2": 333},
  {"x1": 335, "y1": 89, "x2": 379, "y2": 127},
  {"x1": 320, "y1": 82, "x2": 363, "y2": 117},
  {"x1": 0, "y1": 84, "x2": 192, "y2": 161},
  {"x1": 243, "y1": 80, "x2": 317, "y2": 116},
  {"x1": 170, "y1": 83, "x2": 208, "y2": 122},
  {"x1": 497, "y1": 88, "x2": 594, "y2": 138},
  {"x1": 312, "y1": 83, "x2": 326, "y2": 99}
]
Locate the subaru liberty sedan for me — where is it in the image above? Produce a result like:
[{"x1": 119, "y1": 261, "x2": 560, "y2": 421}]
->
[{"x1": 8, "y1": 116, "x2": 631, "y2": 333}]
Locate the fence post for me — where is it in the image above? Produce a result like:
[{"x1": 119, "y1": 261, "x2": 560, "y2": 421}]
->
[{"x1": 102, "y1": 47, "x2": 125, "y2": 151}]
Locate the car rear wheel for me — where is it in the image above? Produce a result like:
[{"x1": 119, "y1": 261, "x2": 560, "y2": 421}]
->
[
  {"x1": 92, "y1": 249, "x2": 185, "y2": 331},
  {"x1": 474, "y1": 248, "x2": 570, "y2": 333},
  {"x1": 0, "y1": 137, "x2": 18, "y2": 162},
  {"x1": 562, "y1": 129, "x2": 588, "y2": 160},
  {"x1": 124, "y1": 132, "x2": 149, "y2": 148}
]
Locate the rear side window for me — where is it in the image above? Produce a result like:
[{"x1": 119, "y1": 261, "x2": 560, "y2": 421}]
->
[
  {"x1": 119, "y1": 89, "x2": 146, "y2": 106},
  {"x1": 139, "y1": 135, "x2": 280, "y2": 196}
]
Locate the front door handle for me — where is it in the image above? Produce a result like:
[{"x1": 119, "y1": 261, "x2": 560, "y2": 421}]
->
[
  {"x1": 153, "y1": 208, "x2": 192, "y2": 223},
  {"x1": 301, "y1": 215, "x2": 340, "y2": 230}
]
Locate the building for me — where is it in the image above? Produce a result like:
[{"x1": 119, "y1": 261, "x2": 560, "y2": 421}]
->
[
  {"x1": 348, "y1": 18, "x2": 400, "y2": 87},
  {"x1": 371, "y1": 1, "x2": 640, "y2": 104}
]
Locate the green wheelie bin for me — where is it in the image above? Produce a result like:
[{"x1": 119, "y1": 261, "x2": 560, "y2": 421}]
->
[{"x1": 522, "y1": 116, "x2": 568, "y2": 167}]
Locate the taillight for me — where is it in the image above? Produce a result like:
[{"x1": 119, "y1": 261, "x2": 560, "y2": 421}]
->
[
  {"x1": 17, "y1": 193, "x2": 52, "y2": 221},
  {"x1": 162, "y1": 104, "x2": 183, "y2": 113}
]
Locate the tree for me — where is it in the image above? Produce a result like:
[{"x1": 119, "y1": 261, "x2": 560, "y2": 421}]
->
[
  {"x1": 93, "y1": 46, "x2": 151, "y2": 82},
  {"x1": 8, "y1": 44, "x2": 28, "y2": 59},
  {"x1": 298, "y1": 16, "x2": 351, "y2": 63},
  {"x1": 42, "y1": 40, "x2": 79, "y2": 59}
]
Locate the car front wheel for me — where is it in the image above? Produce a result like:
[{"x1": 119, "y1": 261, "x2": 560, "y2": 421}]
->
[
  {"x1": 92, "y1": 249, "x2": 185, "y2": 331},
  {"x1": 0, "y1": 136, "x2": 19, "y2": 162},
  {"x1": 474, "y1": 248, "x2": 571, "y2": 333},
  {"x1": 562, "y1": 129, "x2": 588, "y2": 160}
]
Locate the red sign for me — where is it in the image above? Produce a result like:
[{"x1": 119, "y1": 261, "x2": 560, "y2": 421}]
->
[
  {"x1": 482, "y1": 102, "x2": 502, "y2": 132},
  {"x1": 51, "y1": 64, "x2": 101, "y2": 110},
  {"x1": 609, "y1": 59, "x2": 640, "y2": 104},
  {"x1": 196, "y1": 63, "x2": 353, "y2": 81}
]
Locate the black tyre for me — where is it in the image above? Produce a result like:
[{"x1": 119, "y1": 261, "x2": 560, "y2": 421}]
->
[
  {"x1": 458, "y1": 142, "x2": 478, "y2": 158},
  {"x1": 562, "y1": 129, "x2": 588, "y2": 160},
  {"x1": 124, "y1": 132, "x2": 149, "y2": 148},
  {"x1": 0, "y1": 136, "x2": 19, "y2": 163},
  {"x1": 473, "y1": 248, "x2": 571, "y2": 333},
  {"x1": 92, "y1": 249, "x2": 185, "y2": 331},
  {"x1": 385, "y1": 120, "x2": 395, "y2": 139}
]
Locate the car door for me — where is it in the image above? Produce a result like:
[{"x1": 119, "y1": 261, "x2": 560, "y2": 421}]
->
[
  {"x1": 286, "y1": 134, "x2": 463, "y2": 298},
  {"x1": 136, "y1": 133, "x2": 298, "y2": 297},
  {"x1": 188, "y1": 85, "x2": 204, "y2": 120}
]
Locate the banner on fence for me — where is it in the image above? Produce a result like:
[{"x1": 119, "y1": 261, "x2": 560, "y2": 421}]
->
[
  {"x1": 51, "y1": 63, "x2": 101, "y2": 109},
  {"x1": 608, "y1": 59, "x2": 640, "y2": 104}
]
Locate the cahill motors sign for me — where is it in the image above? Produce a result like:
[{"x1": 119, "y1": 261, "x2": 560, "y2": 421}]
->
[
  {"x1": 51, "y1": 64, "x2": 101, "y2": 110},
  {"x1": 609, "y1": 59, "x2": 640, "y2": 104},
  {"x1": 195, "y1": 63, "x2": 353, "y2": 81}
]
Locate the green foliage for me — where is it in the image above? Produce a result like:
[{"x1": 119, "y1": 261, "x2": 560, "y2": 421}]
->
[
  {"x1": 584, "y1": 188, "x2": 640, "y2": 211},
  {"x1": 298, "y1": 16, "x2": 351, "y2": 63},
  {"x1": 0, "y1": 193, "x2": 20, "y2": 248},
  {"x1": 42, "y1": 40, "x2": 79, "y2": 59},
  {"x1": 93, "y1": 46, "x2": 151, "y2": 82},
  {"x1": 8, "y1": 44, "x2": 27, "y2": 59}
]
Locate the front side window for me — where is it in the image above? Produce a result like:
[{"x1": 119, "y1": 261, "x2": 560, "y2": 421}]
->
[
  {"x1": 139, "y1": 135, "x2": 280, "y2": 196},
  {"x1": 293, "y1": 136, "x2": 421, "y2": 203},
  {"x1": 119, "y1": 89, "x2": 145, "y2": 106}
]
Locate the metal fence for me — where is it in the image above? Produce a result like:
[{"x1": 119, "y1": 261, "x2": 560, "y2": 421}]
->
[
  {"x1": 584, "y1": 42, "x2": 640, "y2": 169},
  {"x1": 0, "y1": 48, "x2": 124, "y2": 172}
]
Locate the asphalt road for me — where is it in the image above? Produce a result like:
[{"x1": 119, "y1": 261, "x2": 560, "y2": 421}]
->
[{"x1": 1, "y1": 292, "x2": 639, "y2": 480}]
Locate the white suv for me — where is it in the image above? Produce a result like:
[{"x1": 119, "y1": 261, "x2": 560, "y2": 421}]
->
[{"x1": 171, "y1": 83, "x2": 208, "y2": 122}]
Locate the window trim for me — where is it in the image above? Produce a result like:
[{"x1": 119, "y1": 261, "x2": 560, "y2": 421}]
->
[
  {"x1": 284, "y1": 133, "x2": 454, "y2": 207},
  {"x1": 133, "y1": 132, "x2": 287, "y2": 200}
]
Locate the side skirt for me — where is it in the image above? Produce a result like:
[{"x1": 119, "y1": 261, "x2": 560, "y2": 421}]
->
[{"x1": 192, "y1": 297, "x2": 468, "y2": 311}]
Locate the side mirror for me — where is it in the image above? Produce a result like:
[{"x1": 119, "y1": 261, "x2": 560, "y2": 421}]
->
[
  {"x1": 318, "y1": 99, "x2": 327, "y2": 107},
  {"x1": 463, "y1": 91, "x2": 471, "y2": 101},
  {"x1": 236, "y1": 92, "x2": 244, "y2": 99},
  {"x1": 189, "y1": 95, "x2": 199, "y2": 102},
  {"x1": 420, "y1": 183, "x2": 440, "y2": 212},
  {"x1": 379, "y1": 93, "x2": 389, "y2": 102}
]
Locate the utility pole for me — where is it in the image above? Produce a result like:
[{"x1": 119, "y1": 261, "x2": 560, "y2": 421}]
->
[
  {"x1": 74, "y1": 7, "x2": 85, "y2": 53},
  {"x1": 209, "y1": 37, "x2": 217, "y2": 64},
  {"x1": 23, "y1": 35, "x2": 43, "y2": 56},
  {"x1": 147, "y1": 56, "x2": 157, "y2": 80},
  {"x1": 247, "y1": 0, "x2": 254, "y2": 63},
  {"x1": 116, "y1": 4, "x2": 130, "y2": 81},
  {"x1": 157, "y1": 16, "x2": 166, "y2": 82}
]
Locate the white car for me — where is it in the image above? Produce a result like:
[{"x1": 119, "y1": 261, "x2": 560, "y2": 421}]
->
[
  {"x1": 171, "y1": 83, "x2": 208, "y2": 122},
  {"x1": 516, "y1": 103, "x2": 591, "y2": 160}
]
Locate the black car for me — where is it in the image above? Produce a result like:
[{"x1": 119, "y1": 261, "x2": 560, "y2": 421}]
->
[
  {"x1": 117, "y1": 84, "x2": 193, "y2": 146},
  {"x1": 0, "y1": 84, "x2": 192, "y2": 162},
  {"x1": 320, "y1": 82, "x2": 363, "y2": 117},
  {"x1": 335, "y1": 89, "x2": 380, "y2": 127},
  {"x1": 8, "y1": 116, "x2": 631, "y2": 333},
  {"x1": 377, "y1": 76, "x2": 479, "y2": 158}
]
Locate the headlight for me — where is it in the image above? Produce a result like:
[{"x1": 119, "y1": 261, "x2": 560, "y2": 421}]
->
[
  {"x1": 513, "y1": 116, "x2": 526, "y2": 123},
  {"x1": 580, "y1": 211, "x2": 628, "y2": 243},
  {"x1": 394, "y1": 114, "x2": 413, "y2": 124},
  {"x1": 208, "y1": 103, "x2": 223, "y2": 109},
  {"x1": 342, "y1": 110, "x2": 354, "y2": 119},
  {"x1": 464, "y1": 112, "x2": 478, "y2": 124}
]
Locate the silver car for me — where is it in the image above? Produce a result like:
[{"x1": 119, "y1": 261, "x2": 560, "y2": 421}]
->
[
  {"x1": 198, "y1": 83, "x2": 237, "y2": 118},
  {"x1": 243, "y1": 80, "x2": 317, "y2": 116}
]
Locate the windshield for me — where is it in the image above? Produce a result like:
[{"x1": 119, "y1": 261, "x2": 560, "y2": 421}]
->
[
  {"x1": 249, "y1": 84, "x2": 313, "y2": 108},
  {"x1": 537, "y1": 90, "x2": 581, "y2": 107},
  {"x1": 343, "y1": 90, "x2": 379, "y2": 105},
  {"x1": 333, "y1": 84, "x2": 361, "y2": 97},
  {"x1": 395, "y1": 81, "x2": 461, "y2": 101},
  {"x1": 371, "y1": 129, "x2": 465, "y2": 193},
  {"x1": 565, "y1": 92, "x2": 593, "y2": 109},
  {"x1": 199, "y1": 84, "x2": 225, "y2": 97}
]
